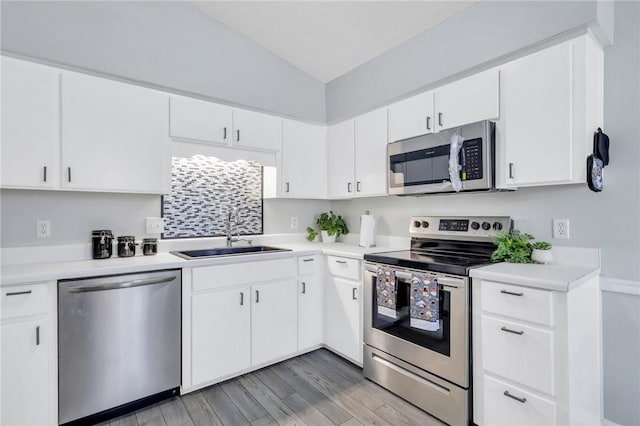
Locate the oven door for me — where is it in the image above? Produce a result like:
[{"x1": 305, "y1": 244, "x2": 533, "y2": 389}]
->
[{"x1": 363, "y1": 263, "x2": 469, "y2": 388}]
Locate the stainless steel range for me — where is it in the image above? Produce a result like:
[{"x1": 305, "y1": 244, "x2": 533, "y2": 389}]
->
[{"x1": 363, "y1": 216, "x2": 512, "y2": 426}]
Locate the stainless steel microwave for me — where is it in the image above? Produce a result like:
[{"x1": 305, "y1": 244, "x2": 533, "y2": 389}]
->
[{"x1": 388, "y1": 120, "x2": 495, "y2": 195}]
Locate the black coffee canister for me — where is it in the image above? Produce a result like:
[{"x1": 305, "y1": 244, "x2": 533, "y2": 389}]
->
[
  {"x1": 142, "y1": 238, "x2": 158, "y2": 256},
  {"x1": 117, "y1": 236, "x2": 137, "y2": 257},
  {"x1": 92, "y1": 230, "x2": 114, "y2": 259}
]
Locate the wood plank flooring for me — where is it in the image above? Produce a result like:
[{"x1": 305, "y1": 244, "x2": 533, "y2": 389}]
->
[{"x1": 104, "y1": 349, "x2": 445, "y2": 426}]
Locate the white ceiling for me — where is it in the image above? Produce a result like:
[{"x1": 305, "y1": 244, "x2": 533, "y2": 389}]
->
[{"x1": 188, "y1": 1, "x2": 478, "y2": 83}]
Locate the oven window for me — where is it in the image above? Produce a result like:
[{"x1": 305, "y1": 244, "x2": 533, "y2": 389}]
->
[{"x1": 370, "y1": 274, "x2": 451, "y2": 356}]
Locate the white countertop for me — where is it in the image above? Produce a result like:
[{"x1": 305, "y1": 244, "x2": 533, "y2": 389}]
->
[
  {"x1": 0, "y1": 239, "x2": 406, "y2": 286},
  {"x1": 470, "y1": 262, "x2": 601, "y2": 292}
]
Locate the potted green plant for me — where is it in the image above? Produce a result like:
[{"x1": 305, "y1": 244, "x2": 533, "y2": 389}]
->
[
  {"x1": 531, "y1": 241, "x2": 553, "y2": 264},
  {"x1": 491, "y1": 230, "x2": 535, "y2": 264},
  {"x1": 306, "y1": 227, "x2": 319, "y2": 242},
  {"x1": 314, "y1": 211, "x2": 349, "y2": 243}
]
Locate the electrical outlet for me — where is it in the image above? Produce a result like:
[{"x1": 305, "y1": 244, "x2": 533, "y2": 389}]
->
[
  {"x1": 290, "y1": 216, "x2": 299, "y2": 230},
  {"x1": 36, "y1": 220, "x2": 51, "y2": 238},
  {"x1": 553, "y1": 218, "x2": 570, "y2": 239}
]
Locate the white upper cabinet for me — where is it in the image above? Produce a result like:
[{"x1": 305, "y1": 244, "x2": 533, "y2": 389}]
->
[
  {"x1": 327, "y1": 120, "x2": 355, "y2": 198},
  {"x1": 354, "y1": 108, "x2": 388, "y2": 197},
  {"x1": 281, "y1": 120, "x2": 327, "y2": 198},
  {"x1": 232, "y1": 108, "x2": 282, "y2": 152},
  {"x1": 61, "y1": 72, "x2": 170, "y2": 194},
  {"x1": 497, "y1": 35, "x2": 603, "y2": 188},
  {"x1": 169, "y1": 95, "x2": 232, "y2": 145},
  {"x1": 1, "y1": 57, "x2": 60, "y2": 189},
  {"x1": 435, "y1": 69, "x2": 500, "y2": 132},
  {"x1": 387, "y1": 91, "x2": 435, "y2": 142}
]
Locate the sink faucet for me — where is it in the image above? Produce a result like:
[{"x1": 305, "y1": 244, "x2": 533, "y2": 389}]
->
[{"x1": 225, "y1": 206, "x2": 252, "y2": 247}]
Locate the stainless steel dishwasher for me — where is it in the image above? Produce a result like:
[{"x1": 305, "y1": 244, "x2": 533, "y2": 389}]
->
[{"x1": 58, "y1": 269, "x2": 181, "y2": 425}]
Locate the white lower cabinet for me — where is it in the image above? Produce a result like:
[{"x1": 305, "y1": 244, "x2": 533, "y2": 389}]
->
[
  {"x1": 297, "y1": 255, "x2": 323, "y2": 351},
  {"x1": 0, "y1": 282, "x2": 56, "y2": 426},
  {"x1": 323, "y1": 255, "x2": 362, "y2": 365},
  {"x1": 472, "y1": 277, "x2": 601, "y2": 426}
]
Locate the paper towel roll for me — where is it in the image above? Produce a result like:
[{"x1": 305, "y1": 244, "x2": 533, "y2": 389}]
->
[{"x1": 359, "y1": 214, "x2": 376, "y2": 248}]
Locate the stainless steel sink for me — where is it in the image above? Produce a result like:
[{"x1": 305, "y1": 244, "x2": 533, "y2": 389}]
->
[{"x1": 171, "y1": 245, "x2": 290, "y2": 260}]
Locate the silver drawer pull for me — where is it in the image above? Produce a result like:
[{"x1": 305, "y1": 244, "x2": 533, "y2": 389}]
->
[
  {"x1": 500, "y1": 289, "x2": 524, "y2": 296},
  {"x1": 336, "y1": 260, "x2": 348, "y2": 264},
  {"x1": 256, "y1": 290, "x2": 260, "y2": 303},
  {"x1": 352, "y1": 287, "x2": 357, "y2": 300},
  {"x1": 6, "y1": 290, "x2": 32, "y2": 296},
  {"x1": 301, "y1": 282, "x2": 306, "y2": 294},
  {"x1": 501, "y1": 326, "x2": 524, "y2": 335},
  {"x1": 36, "y1": 326, "x2": 40, "y2": 346},
  {"x1": 240, "y1": 292, "x2": 244, "y2": 306},
  {"x1": 503, "y1": 391, "x2": 527, "y2": 403},
  {"x1": 302, "y1": 258, "x2": 315, "y2": 262}
]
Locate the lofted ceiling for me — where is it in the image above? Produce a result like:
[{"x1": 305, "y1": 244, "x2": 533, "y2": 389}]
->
[{"x1": 187, "y1": 1, "x2": 478, "y2": 83}]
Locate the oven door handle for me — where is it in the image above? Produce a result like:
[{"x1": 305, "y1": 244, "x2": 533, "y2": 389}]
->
[{"x1": 365, "y1": 266, "x2": 464, "y2": 288}]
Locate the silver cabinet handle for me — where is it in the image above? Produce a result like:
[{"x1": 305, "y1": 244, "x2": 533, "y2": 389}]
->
[
  {"x1": 223, "y1": 127, "x2": 227, "y2": 140},
  {"x1": 301, "y1": 282, "x2": 306, "y2": 294},
  {"x1": 426, "y1": 116, "x2": 431, "y2": 131},
  {"x1": 509, "y1": 163, "x2": 514, "y2": 179},
  {"x1": 503, "y1": 391, "x2": 527, "y2": 403},
  {"x1": 438, "y1": 112, "x2": 443, "y2": 127},
  {"x1": 236, "y1": 130, "x2": 240, "y2": 142},
  {"x1": 67, "y1": 167, "x2": 72, "y2": 182},
  {"x1": 67, "y1": 275, "x2": 176, "y2": 293},
  {"x1": 43, "y1": 166, "x2": 47, "y2": 182},
  {"x1": 352, "y1": 287, "x2": 358, "y2": 300},
  {"x1": 6, "y1": 290, "x2": 32, "y2": 296},
  {"x1": 36, "y1": 326, "x2": 40, "y2": 346},
  {"x1": 255, "y1": 290, "x2": 260, "y2": 303},
  {"x1": 501, "y1": 326, "x2": 524, "y2": 335},
  {"x1": 240, "y1": 292, "x2": 244, "y2": 306},
  {"x1": 285, "y1": 182, "x2": 290, "y2": 193},
  {"x1": 302, "y1": 258, "x2": 315, "y2": 262},
  {"x1": 336, "y1": 260, "x2": 348, "y2": 264},
  {"x1": 356, "y1": 181, "x2": 361, "y2": 192},
  {"x1": 347, "y1": 182, "x2": 352, "y2": 193},
  {"x1": 500, "y1": 289, "x2": 524, "y2": 296}
]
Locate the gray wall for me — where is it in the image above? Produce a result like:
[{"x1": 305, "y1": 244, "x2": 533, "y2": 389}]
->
[
  {"x1": 329, "y1": 2, "x2": 639, "y2": 424},
  {"x1": 325, "y1": 1, "x2": 610, "y2": 123},
  {"x1": 0, "y1": 1, "x2": 325, "y2": 123}
]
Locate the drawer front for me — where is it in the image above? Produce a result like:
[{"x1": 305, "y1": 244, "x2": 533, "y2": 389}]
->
[
  {"x1": 298, "y1": 255, "x2": 320, "y2": 276},
  {"x1": 1, "y1": 283, "x2": 49, "y2": 319},
  {"x1": 192, "y1": 258, "x2": 296, "y2": 292},
  {"x1": 326, "y1": 256, "x2": 360, "y2": 281},
  {"x1": 481, "y1": 280, "x2": 553, "y2": 326},
  {"x1": 483, "y1": 375, "x2": 556, "y2": 426},
  {"x1": 481, "y1": 316, "x2": 554, "y2": 395}
]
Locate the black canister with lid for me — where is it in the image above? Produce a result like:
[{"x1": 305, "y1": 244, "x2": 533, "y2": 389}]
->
[
  {"x1": 142, "y1": 238, "x2": 158, "y2": 256},
  {"x1": 92, "y1": 230, "x2": 114, "y2": 259},
  {"x1": 117, "y1": 236, "x2": 137, "y2": 257}
]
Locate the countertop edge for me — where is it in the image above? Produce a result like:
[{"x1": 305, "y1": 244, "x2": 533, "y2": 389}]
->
[{"x1": 470, "y1": 264, "x2": 601, "y2": 292}]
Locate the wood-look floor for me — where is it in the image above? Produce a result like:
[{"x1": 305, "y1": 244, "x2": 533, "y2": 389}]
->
[{"x1": 103, "y1": 349, "x2": 445, "y2": 426}]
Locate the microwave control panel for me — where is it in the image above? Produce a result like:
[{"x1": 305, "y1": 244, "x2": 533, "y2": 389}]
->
[{"x1": 460, "y1": 138, "x2": 483, "y2": 181}]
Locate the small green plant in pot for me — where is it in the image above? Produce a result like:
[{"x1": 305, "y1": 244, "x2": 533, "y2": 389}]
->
[
  {"x1": 306, "y1": 227, "x2": 319, "y2": 242},
  {"x1": 531, "y1": 241, "x2": 553, "y2": 264},
  {"x1": 315, "y1": 211, "x2": 349, "y2": 243},
  {"x1": 491, "y1": 230, "x2": 535, "y2": 264}
]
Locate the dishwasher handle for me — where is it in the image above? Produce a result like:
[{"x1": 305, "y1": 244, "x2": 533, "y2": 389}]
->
[{"x1": 66, "y1": 275, "x2": 177, "y2": 293}]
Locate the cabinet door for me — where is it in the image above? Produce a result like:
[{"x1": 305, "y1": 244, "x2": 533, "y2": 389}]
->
[
  {"x1": 1, "y1": 320, "x2": 49, "y2": 426},
  {"x1": 192, "y1": 287, "x2": 250, "y2": 385},
  {"x1": 298, "y1": 276, "x2": 323, "y2": 350},
  {"x1": 281, "y1": 120, "x2": 327, "y2": 198},
  {"x1": 327, "y1": 120, "x2": 355, "y2": 198},
  {"x1": 354, "y1": 108, "x2": 388, "y2": 197},
  {"x1": 169, "y1": 95, "x2": 232, "y2": 144},
  {"x1": 251, "y1": 280, "x2": 298, "y2": 366},
  {"x1": 324, "y1": 276, "x2": 362, "y2": 364},
  {"x1": 387, "y1": 91, "x2": 434, "y2": 142},
  {"x1": 1, "y1": 57, "x2": 59, "y2": 189},
  {"x1": 502, "y1": 43, "x2": 572, "y2": 186},
  {"x1": 61, "y1": 72, "x2": 169, "y2": 194},
  {"x1": 435, "y1": 69, "x2": 500, "y2": 132},
  {"x1": 232, "y1": 109, "x2": 282, "y2": 152}
]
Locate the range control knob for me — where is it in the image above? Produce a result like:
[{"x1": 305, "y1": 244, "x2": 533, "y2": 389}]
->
[
  {"x1": 421, "y1": 221, "x2": 430, "y2": 228},
  {"x1": 493, "y1": 222, "x2": 503, "y2": 231},
  {"x1": 471, "y1": 221, "x2": 480, "y2": 230},
  {"x1": 481, "y1": 222, "x2": 491, "y2": 231},
  {"x1": 414, "y1": 221, "x2": 421, "y2": 228}
]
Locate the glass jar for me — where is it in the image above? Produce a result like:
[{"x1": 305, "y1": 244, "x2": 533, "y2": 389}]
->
[
  {"x1": 117, "y1": 236, "x2": 137, "y2": 257},
  {"x1": 142, "y1": 238, "x2": 158, "y2": 256}
]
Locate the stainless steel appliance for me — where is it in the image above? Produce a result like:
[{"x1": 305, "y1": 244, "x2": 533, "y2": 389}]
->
[
  {"x1": 388, "y1": 120, "x2": 495, "y2": 195},
  {"x1": 58, "y1": 269, "x2": 181, "y2": 425},
  {"x1": 363, "y1": 216, "x2": 511, "y2": 426}
]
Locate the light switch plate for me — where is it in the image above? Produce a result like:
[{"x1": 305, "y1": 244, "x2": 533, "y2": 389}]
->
[{"x1": 146, "y1": 217, "x2": 165, "y2": 234}]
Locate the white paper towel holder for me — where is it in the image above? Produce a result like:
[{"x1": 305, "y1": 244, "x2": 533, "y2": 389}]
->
[{"x1": 359, "y1": 210, "x2": 376, "y2": 248}]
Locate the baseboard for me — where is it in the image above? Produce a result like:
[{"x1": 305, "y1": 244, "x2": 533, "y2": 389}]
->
[{"x1": 602, "y1": 418, "x2": 623, "y2": 426}]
